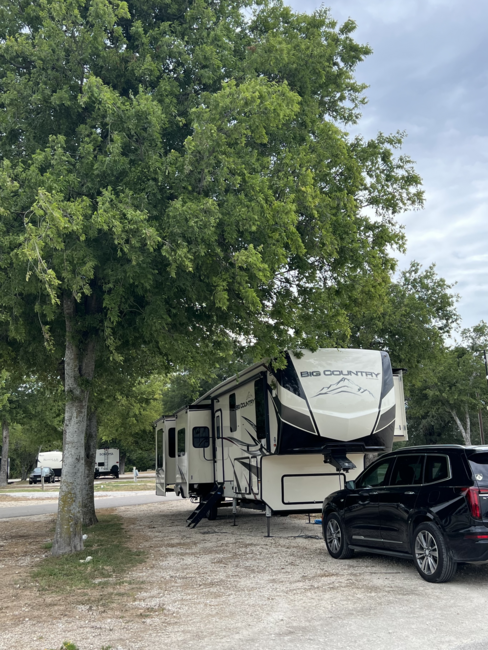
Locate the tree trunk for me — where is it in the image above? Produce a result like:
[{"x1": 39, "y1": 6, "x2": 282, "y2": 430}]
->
[
  {"x1": 82, "y1": 408, "x2": 99, "y2": 527},
  {"x1": 52, "y1": 294, "x2": 96, "y2": 556},
  {"x1": 450, "y1": 407, "x2": 471, "y2": 445},
  {"x1": 119, "y1": 451, "x2": 126, "y2": 476},
  {"x1": 364, "y1": 453, "x2": 378, "y2": 468},
  {"x1": 0, "y1": 420, "x2": 9, "y2": 487},
  {"x1": 465, "y1": 406, "x2": 471, "y2": 446}
]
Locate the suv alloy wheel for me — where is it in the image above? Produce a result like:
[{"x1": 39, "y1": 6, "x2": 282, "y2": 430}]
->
[
  {"x1": 324, "y1": 513, "x2": 354, "y2": 559},
  {"x1": 413, "y1": 522, "x2": 457, "y2": 583}
]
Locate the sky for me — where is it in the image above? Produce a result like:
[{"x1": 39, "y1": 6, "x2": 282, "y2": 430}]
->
[{"x1": 288, "y1": 0, "x2": 488, "y2": 330}]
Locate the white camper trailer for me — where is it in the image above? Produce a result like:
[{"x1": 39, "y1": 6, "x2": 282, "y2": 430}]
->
[
  {"x1": 37, "y1": 451, "x2": 63, "y2": 478},
  {"x1": 155, "y1": 349, "x2": 408, "y2": 528},
  {"x1": 95, "y1": 448, "x2": 120, "y2": 478}
]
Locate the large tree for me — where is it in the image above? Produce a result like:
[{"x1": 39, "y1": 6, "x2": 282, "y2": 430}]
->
[
  {"x1": 0, "y1": 0, "x2": 423, "y2": 554},
  {"x1": 407, "y1": 324, "x2": 488, "y2": 446}
]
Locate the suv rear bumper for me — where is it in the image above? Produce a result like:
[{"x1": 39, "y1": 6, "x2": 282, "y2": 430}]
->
[{"x1": 450, "y1": 526, "x2": 488, "y2": 562}]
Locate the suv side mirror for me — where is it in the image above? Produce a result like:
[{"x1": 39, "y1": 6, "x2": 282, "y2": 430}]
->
[{"x1": 346, "y1": 480, "x2": 356, "y2": 490}]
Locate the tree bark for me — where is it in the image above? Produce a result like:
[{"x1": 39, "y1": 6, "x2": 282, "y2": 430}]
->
[
  {"x1": 450, "y1": 407, "x2": 471, "y2": 445},
  {"x1": 0, "y1": 420, "x2": 10, "y2": 487},
  {"x1": 119, "y1": 451, "x2": 126, "y2": 476},
  {"x1": 465, "y1": 405, "x2": 471, "y2": 446},
  {"x1": 52, "y1": 294, "x2": 96, "y2": 556},
  {"x1": 82, "y1": 408, "x2": 99, "y2": 527},
  {"x1": 364, "y1": 453, "x2": 378, "y2": 468}
]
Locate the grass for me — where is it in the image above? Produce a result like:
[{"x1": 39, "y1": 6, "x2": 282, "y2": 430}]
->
[
  {"x1": 32, "y1": 513, "x2": 146, "y2": 593},
  {"x1": 0, "y1": 480, "x2": 155, "y2": 493}
]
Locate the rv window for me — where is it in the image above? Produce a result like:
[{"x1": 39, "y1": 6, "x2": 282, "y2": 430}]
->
[
  {"x1": 168, "y1": 428, "x2": 176, "y2": 458},
  {"x1": 216, "y1": 415, "x2": 221, "y2": 439},
  {"x1": 193, "y1": 426, "x2": 210, "y2": 448},
  {"x1": 177, "y1": 428, "x2": 186, "y2": 456},
  {"x1": 254, "y1": 379, "x2": 266, "y2": 440},
  {"x1": 229, "y1": 393, "x2": 237, "y2": 432}
]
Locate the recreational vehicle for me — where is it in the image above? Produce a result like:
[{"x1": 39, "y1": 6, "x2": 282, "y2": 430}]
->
[
  {"x1": 155, "y1": 349, "x2": 408, "y2": 528},
  {"x1": 94, "y1": 448, "x2": 120, "y2": 478},
  {"x1": 37, "y1": 448, "x2": 120, "y2": 479},
  {"x1": 38, "y1": 451, "x2": 63, "y2": 478}
]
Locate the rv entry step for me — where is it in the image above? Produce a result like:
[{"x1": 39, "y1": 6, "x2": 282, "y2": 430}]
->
[{"x1": 187, "y1": 483, "x2": 224, "y2": 529}]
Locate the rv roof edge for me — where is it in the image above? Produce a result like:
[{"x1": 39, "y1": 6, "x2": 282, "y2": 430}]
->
[{"x1": 193, "y1": 359, "x2": 266, "y2": 405}]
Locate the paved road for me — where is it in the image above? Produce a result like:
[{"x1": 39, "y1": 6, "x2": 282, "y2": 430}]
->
[{"x1": 0, "y1": 493, "x2": 179, "y2": 519}]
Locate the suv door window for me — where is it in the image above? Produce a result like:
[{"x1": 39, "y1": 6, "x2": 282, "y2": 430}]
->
[
  {"x1": 390, "y1": 455, "x2": 424, "y2": 486},
  {"x1": 356, "y1": 458, "x2": 393, "y2": 488},
  {"x1": 424, "y1": 455, "x2": 450, "y2": 484}
]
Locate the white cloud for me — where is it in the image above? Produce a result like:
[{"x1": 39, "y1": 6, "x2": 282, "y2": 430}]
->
[{"x1": 289, "y1": 0, "x2": 488, "y2": 328}]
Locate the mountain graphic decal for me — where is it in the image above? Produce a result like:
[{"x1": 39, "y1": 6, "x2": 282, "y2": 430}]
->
[{"x1": 312, "y1": 377, "x2": 374, "y2": 399}]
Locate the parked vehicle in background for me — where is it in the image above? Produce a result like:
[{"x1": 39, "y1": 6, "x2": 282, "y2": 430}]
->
[
  {"x1": 37, "y1": 451, "x2": 63, "y2": 478},
  {"x1": 29, "y1": 467, "x2": 56, "y2": 484},
  {"x1": 94, "y1": 448, "x2": 120, "y2": 479},
  {"x1": 322, "y1": 445, "x2": 488, "y2": 583}
]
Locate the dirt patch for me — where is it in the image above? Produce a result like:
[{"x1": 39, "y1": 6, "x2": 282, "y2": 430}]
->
[{"x1": 1, "y1": 501, "x2": 488, "y2": 650}]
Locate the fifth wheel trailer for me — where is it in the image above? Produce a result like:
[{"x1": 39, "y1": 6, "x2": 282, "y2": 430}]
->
[
  {"x1": 155, "y1": 349, "x2": 408, "y2": 527},
  {"x1": 37, "y1": 448, "x2": 120, "y2": 478},
  {"x1": 94, "y1": 448, "x2": 120, "y2": 478},
  {"x1": 37, "y1": 451, "x2": 63, "y2": 477}
]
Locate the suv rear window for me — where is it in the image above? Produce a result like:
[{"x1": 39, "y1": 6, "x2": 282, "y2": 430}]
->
[
  {"x1": 424, "y1": 455, "x2": 450, "y2": 484},
  {"x1": 468, "y1": 452, "x2": 488, "y2": 487}
]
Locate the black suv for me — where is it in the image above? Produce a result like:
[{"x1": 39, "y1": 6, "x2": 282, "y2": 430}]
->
[{"x1": 322, "y1": 445, "x2": 488, "y2": 583}]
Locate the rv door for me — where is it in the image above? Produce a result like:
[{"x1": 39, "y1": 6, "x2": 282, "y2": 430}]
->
[
  {"x1": 214, "y1": 410, "x2": 225, "y2": 483},
  {"x1": 156, "y1": 425, "x2": 166, "y2": 496}
]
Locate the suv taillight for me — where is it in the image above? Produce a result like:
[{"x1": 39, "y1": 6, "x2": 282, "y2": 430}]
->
[{"x1": 463, "y1": 487, "x2": 484, "y2": 519}]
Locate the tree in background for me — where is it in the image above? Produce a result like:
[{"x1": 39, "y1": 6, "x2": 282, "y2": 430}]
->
[
  {"x1": 0, "y1": 0, "x2": 423, "y2": 553},
  {"x1": 161, "y1": 352, "x2": 255, "y2": 415},
  {"x1": 349, "y1": 262, "x2": 459, "y2": 378},
  {"x1": 0, "y1": 374, "x2": 63, "y2": 484},
  {"x1": 406, "y1": 323, "x2": 488, "y2": 446}
]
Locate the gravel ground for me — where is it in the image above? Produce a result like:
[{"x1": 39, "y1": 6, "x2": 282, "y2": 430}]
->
[{"x1": 2, "y1": 500, "x2": 488, "y2": 650}]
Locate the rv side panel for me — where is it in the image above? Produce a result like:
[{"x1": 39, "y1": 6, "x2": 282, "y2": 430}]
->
[{"x1": 261, "y1": 453, "x2": 364, "y2": 513}]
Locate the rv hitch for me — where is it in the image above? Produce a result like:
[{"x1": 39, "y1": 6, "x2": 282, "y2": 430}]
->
[{"x1": 323, "y1": 450, "x2": 356, "y2": 473}]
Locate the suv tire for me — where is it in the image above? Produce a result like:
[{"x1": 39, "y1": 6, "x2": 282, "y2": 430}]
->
[
  {"x1": 413, "y1": 522, "x2": 457, "y2": 583},
  {"x1": 324, "y1": 513, "x2": 354, "y2": 559}
]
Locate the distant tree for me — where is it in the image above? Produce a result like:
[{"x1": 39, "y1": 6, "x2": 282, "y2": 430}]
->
[
  {"x1": 0, "y1": 374, "x2": 63, "y2": 484},
  {"x1": 161, "y1": 352, "x2": 255, "y2": 415},
  {"x1": 405, "y1": 323, "x2": 488, "y2": 445},
  {"x1": 348, "y1": 262, "x2": 459, "y2": 378}
]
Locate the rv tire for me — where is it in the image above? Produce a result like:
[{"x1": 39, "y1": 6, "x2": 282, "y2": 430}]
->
[{"x1": 324, "y1": 513, "x2": 354, "y2": 560}]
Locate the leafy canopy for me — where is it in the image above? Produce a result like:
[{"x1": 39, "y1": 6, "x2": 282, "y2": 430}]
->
[{"x1": 0, "y1": 0, "x2": 423, "y2": 369}]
